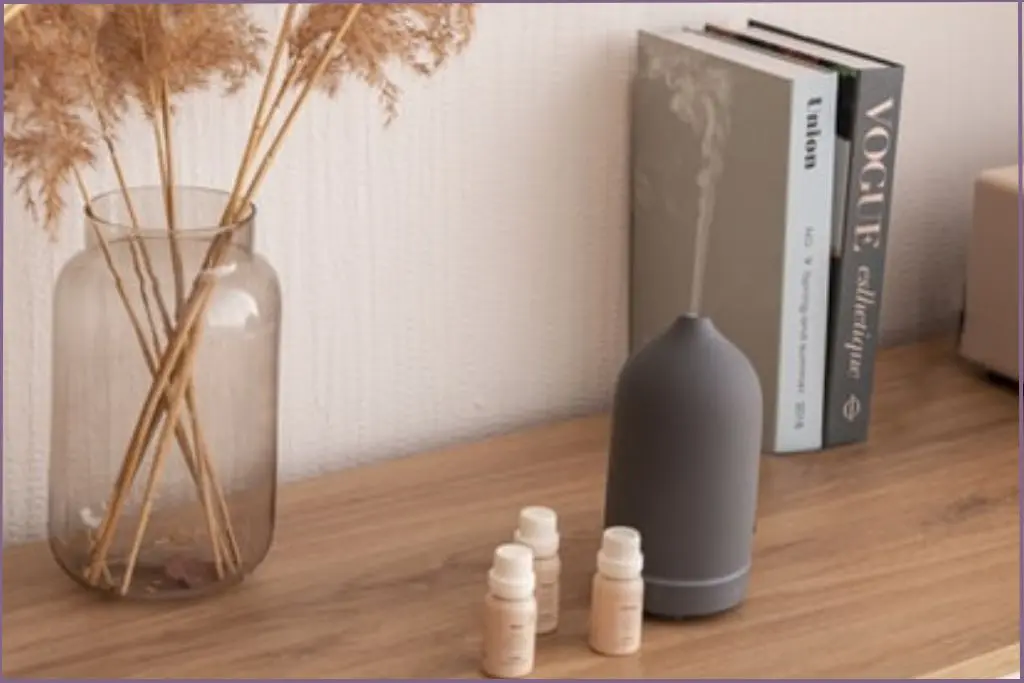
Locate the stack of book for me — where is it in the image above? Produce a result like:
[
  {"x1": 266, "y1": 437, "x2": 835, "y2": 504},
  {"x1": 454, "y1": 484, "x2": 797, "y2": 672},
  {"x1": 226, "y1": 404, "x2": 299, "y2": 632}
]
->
[{"x1": 628, "y1": 20, "x2": 905, "y2": 454}]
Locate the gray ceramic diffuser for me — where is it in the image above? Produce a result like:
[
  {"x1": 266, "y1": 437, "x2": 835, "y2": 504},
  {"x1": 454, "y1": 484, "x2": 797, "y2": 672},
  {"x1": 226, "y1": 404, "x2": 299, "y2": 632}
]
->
[
  {"x1": 603, "y1": 314, "x2": 763, "y2": 619},
  {"x1": 606, "y1": 26, "x2": 765, "y2": 619}
]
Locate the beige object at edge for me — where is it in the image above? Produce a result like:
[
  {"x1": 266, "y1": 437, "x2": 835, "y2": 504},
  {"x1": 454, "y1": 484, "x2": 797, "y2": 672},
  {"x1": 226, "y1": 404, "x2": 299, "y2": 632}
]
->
[
  {"x1": 513, "y1": 506, "x2": 561, "y2": 635},
  {"x1": 481, "y1": 543, "x2": 537, "y2": 678},
  {"x1": 589, "y1": 526, "x2": 645, "y2": 657},
  {"x1": 958, "y1": 165, "x2": 1019, "y2": 382}
]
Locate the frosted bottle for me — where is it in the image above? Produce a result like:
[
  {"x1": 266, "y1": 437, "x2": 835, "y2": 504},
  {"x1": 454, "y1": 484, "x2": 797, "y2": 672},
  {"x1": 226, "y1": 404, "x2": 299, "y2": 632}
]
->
[
  {"x1": 513, "y1": 506, "x2": 561, "y2": 635},
  {"x1": 588, "y1": 526, "x2": 645, "y2": 656},
  {"x1": 481, "y1": 544, "x2": 537, "y2": 678}
]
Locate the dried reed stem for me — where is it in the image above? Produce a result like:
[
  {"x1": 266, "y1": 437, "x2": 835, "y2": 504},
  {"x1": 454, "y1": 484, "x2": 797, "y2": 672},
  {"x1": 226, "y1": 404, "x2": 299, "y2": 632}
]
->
[
  {"x1": 7, "y1": 2, "x2": 284, "y2": 593},
  {"x1": 243, "y1": 40, "x2": 318, "y2": 172},
  {"x1": 84, "y1": 92, "x2": 239, "y2": 585},
  {"x1": 71, "y1": 172, "x2": 156, "y2": 428},
  {"x1": 90, "y1": 112, "x2": 239, "y2": 581},
  {"x1": 158, "y1": 80, "x2": 185, "y2": 318},
  {"x1": 128, "y1": 21, "x2": 236, "y2": 579},
  {"x1": 151, "y1": 77, "x2": 234, "y2": 578},
  {"x1": 138, "y1": 23, "x2": 232, "y2": 575},
  {"x1": 146, "y1": 84, "x2": 184, "y2": 321},
  {"x1": 81, "y1": 214, "x2": 242, "y2": 586},
  {"x1": 135, "y1": 6, "x2": 183, "y2": 318},
  {"x1": 83, "y1": 248, "x2": 243, "y2": 583},
  {"x1": 85, "y1": 268, "x2": 221, "y2": 583},
  {"x1": 147, "y1": 103, "x2": 238, "y2": 575},
  {"x1": 5, "y1": 9, "x2": 227, "y2": 585},
  {"x1": 89, "y1": 95, "x2": 163, "y2": 353},
  {"x1": 118, "y1": 319, "x2": 210, "y2": 595},
  {"x1": 91, "y1": 3, "x2": 367, "y2": 590},
  {"x1": 13, "y1": 6, "x2": 234, "y2": 584},
  {"x1": 83, "y1": 122, "x2": 242, "y2": 585},
  {"x1": 234, "y1": 5, "x2": 364, "y2": 218},
  {"x1": 252, "y1": 60, "x2": 301, "y2": 160},
  {"x1": 225, "y1": 3, "x2": 297, "y2": 214},
  {"x1": 71, "y1": 169, "x2": 233, "y2": 583}
]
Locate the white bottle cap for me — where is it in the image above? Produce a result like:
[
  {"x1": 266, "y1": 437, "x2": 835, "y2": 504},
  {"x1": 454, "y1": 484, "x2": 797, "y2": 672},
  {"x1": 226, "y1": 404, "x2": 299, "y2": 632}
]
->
[
  {"x1": 488, "y1": 543, "x2": 536, "y2": 600},
  {"x1": 513, "y1": 506, "x2": 560, "y2": 559},
  {"x1": 597, "y1": 526, "x2": 644, "y2": 580}
]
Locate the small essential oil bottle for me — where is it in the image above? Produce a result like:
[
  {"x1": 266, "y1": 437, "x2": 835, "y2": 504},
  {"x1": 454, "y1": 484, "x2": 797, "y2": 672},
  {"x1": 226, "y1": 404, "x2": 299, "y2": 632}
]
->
[
  {"x1": 481, "y1": 543, "x2": 537, "y2": 678},
  {"x1": 513, "y1": 506, "x2": 561, "y2": 635},
  {"x1": 588, "y1": 526, "x2": 645, "y2": 657}
]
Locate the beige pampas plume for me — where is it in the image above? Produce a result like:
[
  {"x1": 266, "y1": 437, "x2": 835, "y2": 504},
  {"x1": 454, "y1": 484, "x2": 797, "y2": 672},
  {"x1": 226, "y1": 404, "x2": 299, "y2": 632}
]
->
[
  {"x1": 3, "y1": 4, "x2": 110, "y2": 234},
  {"x1": 95, "y1": 4, "x2": 267, "y2": 119},
  {"x1": 288, "y1": 3, "x2": 476, "y2": 121},
  {"x1": 4, "y1": 4, "x2": 27, "y2": 26},
  {"x1": 3, "y1": 4, "x2": 267, "y2": 234}
]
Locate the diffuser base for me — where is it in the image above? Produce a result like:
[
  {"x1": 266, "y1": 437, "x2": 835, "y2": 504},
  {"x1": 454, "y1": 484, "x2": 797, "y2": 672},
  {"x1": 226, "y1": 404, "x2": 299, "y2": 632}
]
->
[{"x1": 642, "y1": 567, "x2": 750, "y2": 619}]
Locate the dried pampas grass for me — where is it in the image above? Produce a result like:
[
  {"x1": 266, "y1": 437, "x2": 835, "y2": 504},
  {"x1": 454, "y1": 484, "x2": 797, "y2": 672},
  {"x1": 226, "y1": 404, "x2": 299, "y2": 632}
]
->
[
  {"x1": 4, "y1": 3, "x2": 477, "y2": 232},
  {"x1": 3, "y1": 2, "x2": 477, "y2": 597},
  {"x1": 4, "y1": 4, "x2": 109, "y2": 232},
  {"x1": 289, "y1": 3, "x2": 475, "y2": 119},
  {"x1": 97, "y1": 5, "x2": 267, "y2": 119},
  {"x1": 3, "y1": 4, "x2": 27, "y2": 25}
]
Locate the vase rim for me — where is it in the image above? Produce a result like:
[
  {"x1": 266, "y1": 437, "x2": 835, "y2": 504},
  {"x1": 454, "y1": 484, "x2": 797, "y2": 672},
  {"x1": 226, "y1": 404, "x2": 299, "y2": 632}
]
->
[{"x1": 84, "y1": 185, "x2": 256, "y2": 239}]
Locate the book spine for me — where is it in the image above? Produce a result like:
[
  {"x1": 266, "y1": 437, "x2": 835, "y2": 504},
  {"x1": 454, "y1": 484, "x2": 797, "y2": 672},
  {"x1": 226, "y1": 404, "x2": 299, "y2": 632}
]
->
[
  {"x1": 822, "y1": 67, "x2": 905, "y2": 446},
  {"x1": 773, "y1": 74, "x2": 837, "y2": 453}
]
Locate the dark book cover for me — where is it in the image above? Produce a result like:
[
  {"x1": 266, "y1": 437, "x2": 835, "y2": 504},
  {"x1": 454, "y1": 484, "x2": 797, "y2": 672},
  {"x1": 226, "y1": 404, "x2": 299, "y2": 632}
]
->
[{"x1": 706, "y1": 20, "x2": 905, "y2": 447}]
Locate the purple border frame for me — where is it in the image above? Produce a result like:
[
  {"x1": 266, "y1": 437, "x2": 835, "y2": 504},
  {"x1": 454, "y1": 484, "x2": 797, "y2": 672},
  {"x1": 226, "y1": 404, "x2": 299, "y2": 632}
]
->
[
  {"x1": 1, "y1": 0, "x2": 1021, "y2": 680},
  {"x1": 1017, "y1": 0, "x2": 1024, "y2": 674}
]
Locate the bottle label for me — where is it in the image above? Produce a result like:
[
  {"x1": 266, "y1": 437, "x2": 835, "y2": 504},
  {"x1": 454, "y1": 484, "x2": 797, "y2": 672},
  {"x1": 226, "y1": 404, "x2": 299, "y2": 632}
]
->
[
  {"x1": 482, "y1": 601, "x2": 537, "y2": 677},
  {"x1": 615, "y1": 599, "x2": 642, "y2": 650},
  {"x1": 589, "y1": 579, "x2": 643, "y2": 656}
]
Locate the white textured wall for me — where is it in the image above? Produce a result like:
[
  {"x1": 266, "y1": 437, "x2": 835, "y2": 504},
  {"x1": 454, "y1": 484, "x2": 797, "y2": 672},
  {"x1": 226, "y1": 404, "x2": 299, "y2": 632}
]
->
[{"x1": 3, "y1": 3, "x2": 1017, "y2": 543}]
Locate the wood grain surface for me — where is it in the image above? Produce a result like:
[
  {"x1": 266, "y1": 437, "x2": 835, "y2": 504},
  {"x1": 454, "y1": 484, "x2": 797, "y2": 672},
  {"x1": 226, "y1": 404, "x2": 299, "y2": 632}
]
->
[
  {"x1": 919, "y1": 642, "x2": 1020, "y2": 678},
  {"x1": 3, "y1": 339, "x2": 1020, "y2": 678}
]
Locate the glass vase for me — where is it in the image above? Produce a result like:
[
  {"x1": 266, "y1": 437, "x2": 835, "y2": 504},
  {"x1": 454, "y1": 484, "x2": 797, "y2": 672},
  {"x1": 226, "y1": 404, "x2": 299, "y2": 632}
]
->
[{"x1": 48, "y1": 185, "x2": 281, "y2": 600}]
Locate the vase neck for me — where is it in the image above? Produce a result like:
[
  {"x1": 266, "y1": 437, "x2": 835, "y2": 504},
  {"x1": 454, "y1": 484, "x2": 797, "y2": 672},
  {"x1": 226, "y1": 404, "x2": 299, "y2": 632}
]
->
[{"x1": 84, "y1": 185, "x2": 255, "y2": 254}]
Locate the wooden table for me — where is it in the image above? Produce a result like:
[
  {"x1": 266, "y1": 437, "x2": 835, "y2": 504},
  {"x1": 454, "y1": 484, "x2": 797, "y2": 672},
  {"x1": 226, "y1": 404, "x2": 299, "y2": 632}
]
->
[
  {"x1": 920, "y1": 643, "x2": 1020, "y2": 679},
  {"x1": 3, "y1": 339, "x2": 1020, "y2": 678}
]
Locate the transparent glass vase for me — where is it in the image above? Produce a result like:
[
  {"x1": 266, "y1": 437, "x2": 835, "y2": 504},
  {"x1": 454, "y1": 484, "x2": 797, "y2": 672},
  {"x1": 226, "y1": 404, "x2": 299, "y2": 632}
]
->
[{"x1": 48, "y1": 186, "x2": 281, "y2": 600}]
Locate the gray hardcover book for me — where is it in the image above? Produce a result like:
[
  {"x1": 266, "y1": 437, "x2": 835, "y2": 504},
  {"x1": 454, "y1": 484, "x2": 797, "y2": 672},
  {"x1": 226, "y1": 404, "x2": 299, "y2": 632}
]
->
[
  {"x1": 630, "y1": 28, "x2": 837, "y2": 454},
  {"x1": 706, "y1": 20, "x2": 906, "y2": 447}
]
